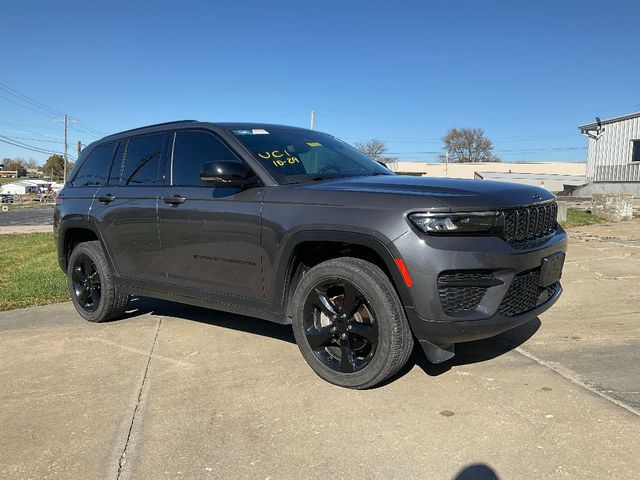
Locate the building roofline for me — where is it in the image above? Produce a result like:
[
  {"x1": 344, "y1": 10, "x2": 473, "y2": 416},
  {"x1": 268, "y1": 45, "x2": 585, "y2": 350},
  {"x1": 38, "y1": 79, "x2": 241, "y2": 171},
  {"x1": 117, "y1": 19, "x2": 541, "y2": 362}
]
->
[{"x1": 578, "y1": 111, "x2": 640, "y2": 131}]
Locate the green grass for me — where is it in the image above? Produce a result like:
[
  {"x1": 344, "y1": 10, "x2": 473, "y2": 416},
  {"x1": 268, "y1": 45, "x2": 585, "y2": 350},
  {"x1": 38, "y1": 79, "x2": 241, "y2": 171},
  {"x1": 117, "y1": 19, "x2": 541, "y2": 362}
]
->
[
  {"x1": 560, "y1": 208, "x2": 606, "y2": 229},
  {"x1": 0, "y1": 233, "x2": 69, "y2": 311},
  {"x1": 0, "y1": 177, "x2": 18, "y2": 184}
]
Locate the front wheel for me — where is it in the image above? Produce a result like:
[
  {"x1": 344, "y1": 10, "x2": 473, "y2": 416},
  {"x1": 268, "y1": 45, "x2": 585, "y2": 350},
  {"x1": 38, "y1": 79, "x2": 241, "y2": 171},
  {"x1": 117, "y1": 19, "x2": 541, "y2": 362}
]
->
[
  {"x1": 67, "y1": 241, "x2": 129, "y2": 322},
  {"x1": 291, "y1": 257, "x2": 414, "y2": 389}
]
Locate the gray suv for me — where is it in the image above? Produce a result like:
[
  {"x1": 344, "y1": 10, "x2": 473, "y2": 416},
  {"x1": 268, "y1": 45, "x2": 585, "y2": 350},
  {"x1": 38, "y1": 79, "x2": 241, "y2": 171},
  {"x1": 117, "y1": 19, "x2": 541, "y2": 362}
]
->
[{"x1": 54, "y1": 121, "x2": 566, "y2": 389}]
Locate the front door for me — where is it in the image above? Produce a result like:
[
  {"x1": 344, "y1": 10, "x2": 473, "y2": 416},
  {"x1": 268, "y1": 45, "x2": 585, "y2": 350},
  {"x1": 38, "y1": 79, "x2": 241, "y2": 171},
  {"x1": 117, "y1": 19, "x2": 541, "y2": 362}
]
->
[{"x1": 158, "y1": 129, "x2": 263, "y2": 300}]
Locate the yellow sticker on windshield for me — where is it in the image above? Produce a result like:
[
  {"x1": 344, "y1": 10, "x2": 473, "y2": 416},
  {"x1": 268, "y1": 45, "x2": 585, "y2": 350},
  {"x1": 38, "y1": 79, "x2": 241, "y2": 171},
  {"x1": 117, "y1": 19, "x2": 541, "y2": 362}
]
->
[{"x1": 306, "y1": 142, "x2": 322, "y2": 147}]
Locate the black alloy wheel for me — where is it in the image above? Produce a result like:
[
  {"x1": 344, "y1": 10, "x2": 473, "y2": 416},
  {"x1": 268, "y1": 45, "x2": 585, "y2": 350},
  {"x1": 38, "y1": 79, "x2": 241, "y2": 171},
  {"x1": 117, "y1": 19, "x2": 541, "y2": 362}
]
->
[
  {"x1": 71, "y1": 253, "x2": 102, "y2": 313},
  {"x1": 303, "y1": 280, "x2": 379, "y2": 374}
]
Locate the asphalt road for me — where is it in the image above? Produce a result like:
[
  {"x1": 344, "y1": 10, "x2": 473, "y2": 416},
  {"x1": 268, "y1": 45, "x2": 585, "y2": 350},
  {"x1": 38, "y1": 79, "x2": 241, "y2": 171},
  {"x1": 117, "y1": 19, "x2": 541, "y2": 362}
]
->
[
  {"x1": 0, "y1": 205, "x2": 54, "y2": 226},
  {"x1": 1, "y1": 220, "x2": 639, "y2": 479}
]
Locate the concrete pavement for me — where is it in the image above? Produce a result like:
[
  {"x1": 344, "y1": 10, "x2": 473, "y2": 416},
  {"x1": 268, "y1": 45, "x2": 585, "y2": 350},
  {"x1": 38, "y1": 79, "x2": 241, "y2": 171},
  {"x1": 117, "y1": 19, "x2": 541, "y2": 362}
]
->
[
  {"x1": 1, "y1": 221, "x2": 640, "y2": 479},
  {"x1": 0, "y1": 205, "x2": 53, "y2": 234}
]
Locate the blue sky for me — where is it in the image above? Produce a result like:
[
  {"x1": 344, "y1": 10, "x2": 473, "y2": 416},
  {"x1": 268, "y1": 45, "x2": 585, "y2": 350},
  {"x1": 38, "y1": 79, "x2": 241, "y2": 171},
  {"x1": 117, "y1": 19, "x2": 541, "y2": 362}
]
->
[{"x1": 1, "y1": 0, "x2": 638, "y2": 164}]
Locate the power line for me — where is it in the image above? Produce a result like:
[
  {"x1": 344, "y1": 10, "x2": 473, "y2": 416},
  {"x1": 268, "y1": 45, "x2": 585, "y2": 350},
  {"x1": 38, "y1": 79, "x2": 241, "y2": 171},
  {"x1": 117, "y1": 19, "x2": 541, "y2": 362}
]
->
[
  {"x1": 0, "y1": 82, "x2": 103, "y2": 138},
  {"x1": 0, "y1": 134, "x2": 63, "y2": 144},
  {"x1": 0, "y1": 134, "x2": 76, "y2": 160},
  {"x1": 0, "y1": 92, "x2": 60, "y2": 120},
  {"x1": 0, "y1": 82, "x2": 64, "y2": 117},
  {"x1": 0, "y1": 120, "x2": 62, "y2": 131}
]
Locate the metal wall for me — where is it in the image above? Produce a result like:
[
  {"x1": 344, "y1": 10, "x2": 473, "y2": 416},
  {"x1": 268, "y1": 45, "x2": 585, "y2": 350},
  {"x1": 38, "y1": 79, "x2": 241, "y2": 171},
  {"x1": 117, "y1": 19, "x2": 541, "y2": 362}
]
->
[{"x1": 586, "y1": 115, "x2": 640, "y2": 182}]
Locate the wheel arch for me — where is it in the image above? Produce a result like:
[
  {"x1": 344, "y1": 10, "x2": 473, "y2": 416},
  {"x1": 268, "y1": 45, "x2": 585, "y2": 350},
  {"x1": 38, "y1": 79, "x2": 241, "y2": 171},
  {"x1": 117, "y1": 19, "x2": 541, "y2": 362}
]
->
[
  {"x1": 57, "y1": 218, "x2": 113, "y2": 274},
  {"x1": 275, "y1": 230, "x2": 415, "y2": 319}
]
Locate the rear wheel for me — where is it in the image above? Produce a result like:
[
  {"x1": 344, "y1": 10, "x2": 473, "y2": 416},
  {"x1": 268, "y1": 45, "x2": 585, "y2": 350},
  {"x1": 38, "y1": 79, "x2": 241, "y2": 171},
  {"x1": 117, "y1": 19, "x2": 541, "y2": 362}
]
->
[
  {"x1": 291, "y1": 257, "x2": 414, "y2": 389},
  {"x1": 67, "y1": 241, "x2": 129, "y2": 322}
]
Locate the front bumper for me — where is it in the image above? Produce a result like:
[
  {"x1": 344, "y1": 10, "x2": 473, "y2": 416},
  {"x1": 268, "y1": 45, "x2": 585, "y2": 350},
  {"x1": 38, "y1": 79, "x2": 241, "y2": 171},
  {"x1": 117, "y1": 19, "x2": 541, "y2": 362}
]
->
[{"x1": 392, "y1": 228, "x2": 567, "y2": 345}]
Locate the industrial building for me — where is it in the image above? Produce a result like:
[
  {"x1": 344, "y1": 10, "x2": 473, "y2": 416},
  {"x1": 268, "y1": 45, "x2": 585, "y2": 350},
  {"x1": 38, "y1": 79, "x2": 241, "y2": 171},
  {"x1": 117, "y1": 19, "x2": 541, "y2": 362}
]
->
[
  {"x1": 387, "y1": 161, "x2": 586, "y2": 193},
  {"x1": 577, "y1": 112, "x2": 640, "y2": 196}
]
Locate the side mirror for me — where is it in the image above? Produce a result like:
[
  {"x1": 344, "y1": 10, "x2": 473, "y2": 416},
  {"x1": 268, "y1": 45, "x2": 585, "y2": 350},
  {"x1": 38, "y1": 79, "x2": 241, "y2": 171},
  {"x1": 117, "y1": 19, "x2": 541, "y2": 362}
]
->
[{"x1": 200, "y1": 161, "x2": 256, "y2": 186}]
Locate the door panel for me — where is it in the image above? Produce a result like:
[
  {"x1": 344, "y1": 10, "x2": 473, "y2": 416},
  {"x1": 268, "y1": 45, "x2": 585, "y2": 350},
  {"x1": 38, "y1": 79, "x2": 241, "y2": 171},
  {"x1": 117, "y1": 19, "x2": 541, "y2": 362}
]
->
[
  {"x1": 158, "y1": 129, "x2": 263, "y2": 300},
  {"x1": 92, "y1": 186, "x2": 163, "y2": 281},
  {"x1": 158, "y1": 186, "x2": 264, "y2": 299},
  {"x1": 91, "y1": 132, "x2": 168, "y2": 282}
]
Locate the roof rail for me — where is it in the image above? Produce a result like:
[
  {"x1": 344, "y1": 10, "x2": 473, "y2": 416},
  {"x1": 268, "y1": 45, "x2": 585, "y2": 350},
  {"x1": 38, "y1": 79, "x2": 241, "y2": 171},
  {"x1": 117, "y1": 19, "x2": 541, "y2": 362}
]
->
[{"x1": 107, "y1": 120, "x2": 198, "y2": 137}]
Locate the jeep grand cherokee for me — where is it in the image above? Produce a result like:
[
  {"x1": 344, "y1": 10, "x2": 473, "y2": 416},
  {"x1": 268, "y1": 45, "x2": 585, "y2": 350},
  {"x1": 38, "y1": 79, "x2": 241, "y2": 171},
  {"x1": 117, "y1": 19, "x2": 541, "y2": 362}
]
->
[{"x1": 54, "y1": 121, "x2": 566, "y2": 388}]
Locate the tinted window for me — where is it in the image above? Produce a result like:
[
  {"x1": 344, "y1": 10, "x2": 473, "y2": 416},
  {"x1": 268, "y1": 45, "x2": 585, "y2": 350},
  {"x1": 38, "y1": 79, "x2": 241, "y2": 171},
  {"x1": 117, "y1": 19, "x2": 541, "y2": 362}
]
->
[
  {"x1": 121, "y1": 134, "x2": 165, "y2": 185},
  {"x1": 633, "y1": 140, "x2": 640, "y2": 162},
  {"x1": 108, "y1": 142, "x2": 126, "y2": 185},
  {"x1": 172, "y1": 130, "x2": 241, "y2": 186},
  {"x1": 229, "y1": 127, "x2": 391, "y2": 184},
  {"x1": 71, "y1": 142, "x2": 116, "y2": 187}
]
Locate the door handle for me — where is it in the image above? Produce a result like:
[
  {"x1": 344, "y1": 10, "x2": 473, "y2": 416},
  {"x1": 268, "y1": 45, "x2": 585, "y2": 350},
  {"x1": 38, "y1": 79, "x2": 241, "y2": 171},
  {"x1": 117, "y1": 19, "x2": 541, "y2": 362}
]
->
[
  {"x1": 98, "y1": 193, "x2": 116, "y2": 204},
  {"x1": 163, "y1": 195, "x2": 186, "y2": 206}
]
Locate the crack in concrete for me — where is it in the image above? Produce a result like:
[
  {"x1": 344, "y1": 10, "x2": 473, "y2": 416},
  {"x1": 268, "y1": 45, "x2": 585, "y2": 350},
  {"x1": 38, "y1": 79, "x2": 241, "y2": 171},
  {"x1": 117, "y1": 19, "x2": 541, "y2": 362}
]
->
[
  {"x1": 116, "y1": 318, "x2": 162, "y2": 480},
  {"x1": 572, "y1": 261, "x2": 640, "y2": 281},
  {"x1": 502, "y1": 341, "x2": 640, "y2": 418},
  {"x1": 571, "y1": 234, "x2": 640, "y2": 248}
]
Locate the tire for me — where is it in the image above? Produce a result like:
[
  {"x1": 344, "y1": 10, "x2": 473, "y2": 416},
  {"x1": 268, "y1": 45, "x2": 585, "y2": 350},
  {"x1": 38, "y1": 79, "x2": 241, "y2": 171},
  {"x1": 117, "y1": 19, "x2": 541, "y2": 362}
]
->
[
  {"x1": 67, "y1": 241, "x2": 129, "y2": 322},
  {"x1": 291, "y1": 257, "x2": 414, "y2": 389}
]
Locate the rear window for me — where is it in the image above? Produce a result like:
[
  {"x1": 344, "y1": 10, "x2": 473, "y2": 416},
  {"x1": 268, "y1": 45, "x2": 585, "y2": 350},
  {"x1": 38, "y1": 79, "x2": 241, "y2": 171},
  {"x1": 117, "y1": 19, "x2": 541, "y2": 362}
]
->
[
  {"x1": 120, "y1": 134, "x2": 166, "y2": 185},
  {"x1": 71, "y1": 142, "x2": 117, "y2": 187}
]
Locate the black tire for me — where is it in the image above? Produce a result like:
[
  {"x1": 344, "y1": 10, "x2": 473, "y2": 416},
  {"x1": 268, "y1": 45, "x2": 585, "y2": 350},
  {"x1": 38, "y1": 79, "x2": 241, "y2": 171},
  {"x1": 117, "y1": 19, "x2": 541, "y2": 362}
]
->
[
  {"x1": 67, "y1": 241, "x2": 129, "y2": 322},
  {"x1": 291, "y1": 257, "x2": 414, "y2": 389}
]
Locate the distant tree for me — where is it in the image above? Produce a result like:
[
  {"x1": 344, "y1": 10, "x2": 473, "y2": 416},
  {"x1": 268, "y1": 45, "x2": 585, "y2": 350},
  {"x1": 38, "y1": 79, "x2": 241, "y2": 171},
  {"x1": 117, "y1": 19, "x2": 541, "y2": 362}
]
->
[
  {"x1": 3, "y1": 157, "x2": 28, "y2": 176},
  {"x1": 355, "y1": 139, "x2": 397, "y2": 164},
  {"x1": 440, "y1": 128, "x2": 500, "y2": 163},
  {"x1": 25, "y1": 158, "x2": 38, "y2": 170},
  {"x1": 42, "y1": 154, "x2": 73, "y2": 180}
]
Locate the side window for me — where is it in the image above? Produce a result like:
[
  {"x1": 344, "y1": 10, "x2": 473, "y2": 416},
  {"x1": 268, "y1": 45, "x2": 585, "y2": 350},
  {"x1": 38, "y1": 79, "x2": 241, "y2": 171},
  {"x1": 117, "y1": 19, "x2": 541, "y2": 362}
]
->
[
  {"x1": 108, "y1": 141, "x2": 126, "y2": 185},
  {"x1": 632, "y1": 140, "x2": 640, "y2": 162},
  {"x1": 172, "y1": 130, "x2": 241, "y2": 186},
  {"x1": 71, "y1": 142, "x2": 116, "y2": 187},
  {"x1": 121, "y1": 134, "x2": 166, "y2": 185}
]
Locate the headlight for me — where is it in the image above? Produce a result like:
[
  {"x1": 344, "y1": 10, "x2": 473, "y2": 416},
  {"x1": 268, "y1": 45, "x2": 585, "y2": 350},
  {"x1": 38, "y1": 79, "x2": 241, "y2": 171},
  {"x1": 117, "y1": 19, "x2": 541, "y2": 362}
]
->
[{"x1": 408, "y1": 212, "x2": 498, "y2": 234}]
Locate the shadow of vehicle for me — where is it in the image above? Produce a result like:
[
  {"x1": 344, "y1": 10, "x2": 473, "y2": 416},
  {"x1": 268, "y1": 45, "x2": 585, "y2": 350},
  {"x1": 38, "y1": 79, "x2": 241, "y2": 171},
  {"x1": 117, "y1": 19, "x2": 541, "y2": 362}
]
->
[
  {"x1": 118, "y1": 296, "x2": 540, "y2": 384},
  {"x1": 408, "y1": 318, "x2": 541, "y2": 378},
  {"x1": 454, "y1": 463, "x2": 500, "y2": 480},
  {"x1": 119, "y1": 296, "x2": 296, "y2": 344}
]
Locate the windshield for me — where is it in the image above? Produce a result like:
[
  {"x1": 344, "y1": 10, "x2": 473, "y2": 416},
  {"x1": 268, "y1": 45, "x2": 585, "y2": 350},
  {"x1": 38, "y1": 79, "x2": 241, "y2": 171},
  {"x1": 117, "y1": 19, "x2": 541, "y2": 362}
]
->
[{"x1": 229, "y1": 127, "x2": 392, "y2": 184}]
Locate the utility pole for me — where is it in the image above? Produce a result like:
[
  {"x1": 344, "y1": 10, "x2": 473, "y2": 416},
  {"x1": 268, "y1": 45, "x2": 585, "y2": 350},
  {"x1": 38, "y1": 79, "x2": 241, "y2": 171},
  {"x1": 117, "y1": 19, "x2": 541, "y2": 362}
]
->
[
  {"x1": 310, "y1": 110, "x2": 315, "y2": 130},
  {"x1": 77, "y1": 140, "x2": 82, "y2": 159},
  {"x1": 63, "y1": 114, "x2": 68, "y2": 184},
  {"x1": 445, "y1": 151, "x2": 449, "y2": 176}
]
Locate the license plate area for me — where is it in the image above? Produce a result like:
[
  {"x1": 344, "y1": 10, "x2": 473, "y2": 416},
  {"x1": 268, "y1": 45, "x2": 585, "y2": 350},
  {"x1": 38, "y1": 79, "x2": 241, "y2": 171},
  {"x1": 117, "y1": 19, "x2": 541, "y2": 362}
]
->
[{"x1": 539, "y1": 252, "x2": 565, "y2": 287}]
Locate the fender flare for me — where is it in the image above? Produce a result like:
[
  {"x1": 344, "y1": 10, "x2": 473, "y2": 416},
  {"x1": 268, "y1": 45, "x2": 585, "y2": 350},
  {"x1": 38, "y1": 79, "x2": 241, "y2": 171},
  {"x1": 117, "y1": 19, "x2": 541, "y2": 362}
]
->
[
  {"x1": 56, "y1": 217, "x2": 115, "y2": 273},
  {"x1": 271, "y1": 230, "x2": 415, "y2": 315}
]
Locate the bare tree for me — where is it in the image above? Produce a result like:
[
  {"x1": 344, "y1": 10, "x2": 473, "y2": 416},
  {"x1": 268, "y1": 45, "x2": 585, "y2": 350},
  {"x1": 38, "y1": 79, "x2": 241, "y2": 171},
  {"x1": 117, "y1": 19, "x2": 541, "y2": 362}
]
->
[
  {"x1": 355, "y1": 139, "x2": 397, "y2": 164},
  {"x1": 440, "y1": 128, "x2": 500, "y2": 163}
]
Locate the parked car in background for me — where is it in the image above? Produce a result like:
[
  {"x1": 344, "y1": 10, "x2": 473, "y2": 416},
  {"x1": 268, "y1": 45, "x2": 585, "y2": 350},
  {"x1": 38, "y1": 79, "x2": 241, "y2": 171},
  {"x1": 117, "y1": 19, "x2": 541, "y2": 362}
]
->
[
  {"x1": 54, "y1": 121, "x2": 567, "y2": 389},
  {"x1": 1, "y1": 193, "x2": 14, "y2": 204},
  {"x1": 32, "y1": 193, "x2": 53, "y2": 202}
]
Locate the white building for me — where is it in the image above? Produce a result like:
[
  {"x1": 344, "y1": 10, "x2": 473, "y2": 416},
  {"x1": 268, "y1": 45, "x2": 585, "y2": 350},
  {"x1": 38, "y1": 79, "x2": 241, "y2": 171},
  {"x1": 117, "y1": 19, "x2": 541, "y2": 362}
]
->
[
  {"x1": 0, "y1": 181, "x2": 39, "y2": 195},
  {"x1": 578, "y1": 112, "x2": 640, "y2": 196}
]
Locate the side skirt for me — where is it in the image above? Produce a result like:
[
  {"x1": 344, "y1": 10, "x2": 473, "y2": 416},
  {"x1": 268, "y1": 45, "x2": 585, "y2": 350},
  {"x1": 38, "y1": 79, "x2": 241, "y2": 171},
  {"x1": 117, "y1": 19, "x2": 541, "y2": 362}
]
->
[{"x1": 115, "y1": 278, "x2": 289, "y2": 325}]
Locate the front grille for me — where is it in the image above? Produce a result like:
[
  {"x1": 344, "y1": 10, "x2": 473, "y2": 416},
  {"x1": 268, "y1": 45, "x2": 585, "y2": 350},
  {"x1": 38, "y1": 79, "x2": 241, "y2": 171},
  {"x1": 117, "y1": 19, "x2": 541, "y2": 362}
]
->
[
  {"x1": 502, "y1": 202, "x2": 557, "y2": 248},
  {"x1": 438, "y1": 270, "x2": 496, "y2": 314},
  {"x1": 498, "y1": 269, "x2": 557, "y2": 317}
]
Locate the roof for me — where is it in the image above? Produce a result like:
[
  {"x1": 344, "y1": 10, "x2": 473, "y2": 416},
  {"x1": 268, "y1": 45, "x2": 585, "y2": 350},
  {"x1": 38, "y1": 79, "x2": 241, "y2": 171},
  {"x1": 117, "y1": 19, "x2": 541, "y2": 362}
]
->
[
  {"x1": 98, "y1": 121, "x2": 311, "y2": 143},
  {"x1": 578, "y1": 111, "x2": 640, "y2": 132}
]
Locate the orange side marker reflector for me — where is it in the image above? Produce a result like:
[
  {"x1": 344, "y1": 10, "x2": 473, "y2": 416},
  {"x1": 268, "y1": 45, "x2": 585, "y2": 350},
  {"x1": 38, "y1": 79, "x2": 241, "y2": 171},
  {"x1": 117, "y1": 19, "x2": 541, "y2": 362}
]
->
[{"x1": 394, "y1": 258, "x2": 413, "y2": 288}]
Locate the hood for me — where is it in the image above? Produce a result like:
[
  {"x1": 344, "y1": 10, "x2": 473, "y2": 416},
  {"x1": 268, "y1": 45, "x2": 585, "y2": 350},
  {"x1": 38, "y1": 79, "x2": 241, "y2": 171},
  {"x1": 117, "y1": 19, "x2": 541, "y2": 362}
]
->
[{"x1": 295, "y1": 175, "x2": 555, "y2": 211}]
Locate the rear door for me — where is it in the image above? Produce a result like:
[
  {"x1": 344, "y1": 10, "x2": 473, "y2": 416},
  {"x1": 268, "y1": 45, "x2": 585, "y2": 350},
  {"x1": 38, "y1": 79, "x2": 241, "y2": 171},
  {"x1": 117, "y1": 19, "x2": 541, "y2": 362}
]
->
[
  {"x1": 62, "y1": 141, "x2": 118, "y2": 220},
  {"x1": 92, "y1": 133, "x2": 169, "y2": 283},
  {"x1": 158, "y1": 129, "x2": 264, "y2": 300}
]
